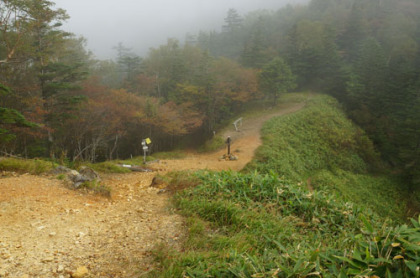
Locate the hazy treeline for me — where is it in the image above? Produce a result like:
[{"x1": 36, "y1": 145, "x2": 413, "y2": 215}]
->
[
  {"x1": 1, "y1": 0, "x2": 419, "y2": 190},
  {"x1": 0, "y1": 0, "x2": 265, "y2": 162},
  {"x1": 194, "y1": 0, "x2": 420, "y2": 190}
]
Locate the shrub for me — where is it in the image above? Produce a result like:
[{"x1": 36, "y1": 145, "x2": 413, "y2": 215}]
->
[
  {"x1": 199, "y1": 136, "x2": 225, "y2": 153},
  {"x1": 77, "y1": 179, "x2": 111, "y2": 198}
]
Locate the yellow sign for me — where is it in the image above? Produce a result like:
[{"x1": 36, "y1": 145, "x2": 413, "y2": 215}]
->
[{"x1": 145, "y1": 138, "x2": 152, "y2": 144}]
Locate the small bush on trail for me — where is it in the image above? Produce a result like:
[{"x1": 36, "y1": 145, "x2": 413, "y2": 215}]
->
[
  {"x1": 56, "y1": 174, "x2": 66, "y2": 180},
  {"x1": 77, "y1": 179, "x2": 111, "y2": 198}
]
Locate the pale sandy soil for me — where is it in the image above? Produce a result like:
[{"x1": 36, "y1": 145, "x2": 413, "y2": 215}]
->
[{"x1": 0, "y1": 102, "x2": 304, "y2": 277}]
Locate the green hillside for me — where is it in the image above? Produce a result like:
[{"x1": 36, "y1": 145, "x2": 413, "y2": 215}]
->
[{"x1": 245, "y1": 95, "x2": 412, "y2": 220}]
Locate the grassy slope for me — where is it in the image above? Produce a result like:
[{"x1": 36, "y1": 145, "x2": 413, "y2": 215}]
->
[
  {"x1": 149, "y1": 94, "x2": 419, "y2": 277},
  {"x1": 245, "y1": 95, "x2": 409, "y2": 220},
  {"x1": 0, "y1": 157, "x2": 55, "y2": 174},
  {"x1": 154, "y1": 171, "x2": 419, "y2": 277}
]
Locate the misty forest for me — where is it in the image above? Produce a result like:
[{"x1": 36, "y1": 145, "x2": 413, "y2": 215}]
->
[{"x1": 1, "y1": 0, "x2": 420, "y2": 277}]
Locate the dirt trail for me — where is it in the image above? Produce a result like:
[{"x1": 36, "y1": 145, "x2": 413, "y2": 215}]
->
[{"x1": 0, "y1": 102, "x2": 304, "y2": 277}]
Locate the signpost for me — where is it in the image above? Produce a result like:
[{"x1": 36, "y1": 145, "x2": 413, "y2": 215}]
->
[
  {"x1": 142, "y1": 138, "x2": 152, "y2": 164},
  {"x1": 226, "y1": 136, "x2": 231, "y2": 155},
  {"x1": 220, "y1": 136, "x2": 237, "y2": 161}
]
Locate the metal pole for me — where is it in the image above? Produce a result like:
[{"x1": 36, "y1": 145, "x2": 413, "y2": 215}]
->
[{"x1": 142, "y1": 139, "x2": 147, "y2": 164}]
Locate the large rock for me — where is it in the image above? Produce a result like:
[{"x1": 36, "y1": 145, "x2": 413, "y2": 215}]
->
[
  {"x1": 50, "y1": 165, "x2": 73, "y2": 175},
  {"x1": 52, "y1": 166, "x2": 100, "y2": 188},
  {"x1": 68, "y1": 171, "x2": 87, "y2": 188},
  {"x1": 78, "y1": 166, "x2": 100, "y2": 182}
]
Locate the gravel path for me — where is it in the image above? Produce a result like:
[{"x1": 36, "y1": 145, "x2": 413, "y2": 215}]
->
[{"x1": 0, "y1": 102, "x2": 304, "y2": 277}]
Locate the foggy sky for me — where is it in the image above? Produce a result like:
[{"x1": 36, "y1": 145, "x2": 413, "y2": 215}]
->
[{"x1": 53, "y1": 0, "x2": 307, "y2": 60}]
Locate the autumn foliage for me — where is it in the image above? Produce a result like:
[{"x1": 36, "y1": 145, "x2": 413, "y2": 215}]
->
[{"x1": 0, "y1": 0, "x2": 262, "y2": 161}]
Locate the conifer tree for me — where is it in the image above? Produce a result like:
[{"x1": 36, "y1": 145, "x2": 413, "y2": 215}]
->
[{"x1": 259, "y1": 57, "x2": 296, "y2": 104}]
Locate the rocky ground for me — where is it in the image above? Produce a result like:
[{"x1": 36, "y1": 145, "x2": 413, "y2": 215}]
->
[{"x1": 0, "y1": 103, "x2": 304, "y2": 277}]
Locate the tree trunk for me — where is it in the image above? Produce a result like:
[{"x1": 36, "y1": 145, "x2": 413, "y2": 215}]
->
[{"x1": 109, "y1": 134, "x2": 119, "y2": 160}]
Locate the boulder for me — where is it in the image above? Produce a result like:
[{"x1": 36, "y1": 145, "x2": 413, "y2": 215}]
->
[
  {"x1": 52, "y1": 166, "x2": 100, "y2": 188},
  {"x1": 50, "y1": 165, "x2": 73, "y2": 175},
  {"x1": 78, "y1": 166, "x2": 100, "y2": 182}
]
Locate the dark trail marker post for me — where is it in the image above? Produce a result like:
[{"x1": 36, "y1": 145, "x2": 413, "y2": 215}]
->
[{"x1": 226, "y1": 136, "x2": 232, "y2": 155}]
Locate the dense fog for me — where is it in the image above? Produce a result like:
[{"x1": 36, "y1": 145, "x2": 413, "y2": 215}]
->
[{"x1": 53, "y1": 0, "x2": 308, "y2": 59}]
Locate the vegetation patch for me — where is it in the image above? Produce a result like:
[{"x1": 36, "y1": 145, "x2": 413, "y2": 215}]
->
[
  {"x1": 150, "y1": 95, "x2": 418, "y2": 276},
  {"x1": 56, "y1": 173, "x2": 66, "y2": 180},
  {"x1": 150, "y1": 171, "x2": 419, "y2": 277},
  {"x1": 76, "y1": 179, "x2": 111, "y2": 198},
  {"x1": 159, "y1": 171, "x2": 201, "y2": 192},
  {"x1": 245, "y1": 95, "x2": 381, "y2": 178},
  {"x1": 245, "y1": 95, "x2": 409, "y2": 220},
  {"x1": 84, "y1": 161, "x2": 131, "y2": 174},
  {"x1": 199, "y1": 136, "x2": 225, "y2": 153},
  {"x1": 311, "y1": 170, "x2": 408, "y2": 220},
  {"x1": 0, "y1": 157, "x2": 55, "y2": 175}
]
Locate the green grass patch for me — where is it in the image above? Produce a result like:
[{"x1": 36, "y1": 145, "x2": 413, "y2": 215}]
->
[
  {"x1": 56, "y1": 173, "x2": 66, "y2": 180},
  {"x1": 244, "y1": 95, "x2": 409, "y2": 221},
  {"x1": 245, "y1": 95, "x2": 381, "y2": 179},
  {"x1": 312, "y1": 169, "x2": 408, "y2": 220},
  {"x1": 199, "y1": 136, "x2": 225, "y2": 153},
  {"x1": 150, "y1": 171, "x2": 419, "y2": 277},
  {"x1": 77, "y1": 179, "x2": 111, "y2": 197},
  {"x1": 0, "y1": 157, "x2": 55, "y2": 174}
]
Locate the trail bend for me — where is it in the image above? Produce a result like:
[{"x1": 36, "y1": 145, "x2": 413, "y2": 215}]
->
[{"x1": 0, "y1": 102, "x2": 304, "y2": 277}]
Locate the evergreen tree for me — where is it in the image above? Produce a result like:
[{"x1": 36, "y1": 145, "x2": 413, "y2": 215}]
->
[
  {"x1": 222, "y1": 9, "x2": 243, "y2": 33},
  {"x1": 0, "y1": 84, "x2": 35, "y2": 143},
  {"x1": 339, "y1": 0, "x2": 369, "y2": 62},
  {"x1": 259, "y1": 57, "x2": 296, "y2": 104},
  {"x1": 241, "y1": 16, "x2": 271, "y2": 68},
  {"x1": 114, "y1": 43, "x2": 144, "y2": 92}
]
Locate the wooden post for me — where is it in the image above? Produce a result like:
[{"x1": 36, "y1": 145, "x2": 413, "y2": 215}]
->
[{"x1": 226, "y1": 136, "x2": 231, "y2": 155}]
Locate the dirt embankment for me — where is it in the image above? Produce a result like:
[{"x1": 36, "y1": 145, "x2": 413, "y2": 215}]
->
[{"x1": 0, "y1": 102, "x2": 304, "y2": 277}]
